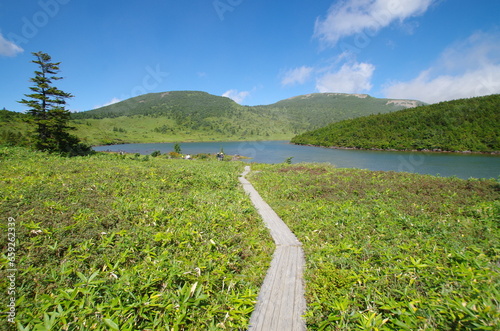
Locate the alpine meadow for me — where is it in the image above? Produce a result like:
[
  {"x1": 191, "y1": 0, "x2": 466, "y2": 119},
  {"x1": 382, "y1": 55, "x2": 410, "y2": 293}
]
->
[
  {"x1": 2, "y1": 85, "x2": 500, "y2": 329},
  {"x1": 0, "y1": 147, "x2": 274, "y2": 330},
  {"x1": 2, "y1": 0, "x2": 500, "y2": 329}
]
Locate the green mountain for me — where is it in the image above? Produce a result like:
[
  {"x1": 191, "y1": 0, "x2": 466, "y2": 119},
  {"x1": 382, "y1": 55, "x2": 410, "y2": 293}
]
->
[
  {"x1": 72, "y1": 91, "x2": 240, "y2": 120},
  {"x1": 291, "y1": 94, "x2": 500, "y2": 153},
  {"x1": 261, "y1": 93, "x2": 425, "y2": 128},
  {"x1": 69, "y1": 91, "x2": 422, "y2": 145}
]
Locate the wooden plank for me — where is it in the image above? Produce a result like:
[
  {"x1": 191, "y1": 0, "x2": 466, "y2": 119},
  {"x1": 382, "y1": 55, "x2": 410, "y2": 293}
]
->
[
  {"x1": 239, "y1": 168, "x2": 301, "y2": 246},
  {"x1": 240, "y1": 166, "x2": 307, "y2": 331}
]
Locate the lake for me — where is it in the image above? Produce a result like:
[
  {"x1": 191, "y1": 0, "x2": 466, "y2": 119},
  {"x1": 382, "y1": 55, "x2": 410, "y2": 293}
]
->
[{"x1": 93, "y1": 141, "x2": 500, "y2": 179}]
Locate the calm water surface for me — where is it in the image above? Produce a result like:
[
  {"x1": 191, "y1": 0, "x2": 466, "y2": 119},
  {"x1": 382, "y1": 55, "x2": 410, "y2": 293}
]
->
[{"x1": 94, "y1": 141, "x2": 500, "y2": 179}]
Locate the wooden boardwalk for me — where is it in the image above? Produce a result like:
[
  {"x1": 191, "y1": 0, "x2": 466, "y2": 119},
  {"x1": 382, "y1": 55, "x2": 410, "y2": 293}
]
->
[{"x1": 239, "y1": 166, "x2": 307, "y2": 331}]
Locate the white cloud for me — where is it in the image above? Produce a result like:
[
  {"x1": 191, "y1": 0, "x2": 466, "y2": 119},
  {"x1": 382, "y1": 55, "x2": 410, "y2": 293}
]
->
[
  {"x1": 438, "y1": 31, "x2": 500, "y2": 73},
  {"x1": 316, "y1": 62, "x2": 375, "y2": 93},
  {"x1": 383, "y1": 31, "x2": 500, "y2": 103},
  {"x1": 314, "y1": 0, "x2": 435, "y2": 46},
  {"x1": 281, "y1": 66, "x2": 314, "y2": 86},
  {"x1": 384, "y1": 67, "x2": 500, "y2": 104},
  {"x1": 0, "y1": 33, "x2": 23, "y2": 57},
  {"x1": 93, "y1": 97, "x2": 121, "y2": 109},
  {"x1": 222, "y1": 89, "x2": 251, "y2": 104}
]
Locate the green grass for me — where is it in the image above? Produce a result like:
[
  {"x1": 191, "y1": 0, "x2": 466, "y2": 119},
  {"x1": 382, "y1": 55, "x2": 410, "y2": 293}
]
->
[
  {"x1": 0, "y1": 147, "x2": 273, "y2": 330},
  {"x1": 3, "y1": 146, "x2": 499, "y2": 330},
  {"x1": 70, "y1": 115, "x2": 292, "y2": 146},
  {"x1": 249, "y1": 163, "x2": 500, "y2": 330}
]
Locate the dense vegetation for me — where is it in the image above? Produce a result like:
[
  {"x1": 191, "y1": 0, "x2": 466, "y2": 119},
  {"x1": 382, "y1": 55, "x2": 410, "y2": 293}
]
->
[
  {"x1": 0, "y1": 147, "x2": 273, "y2": 330},
  {"x1": 69, "y1": 91, "x2": 418, "y2": 145},
  {"x1": 263, "y1": 93, "x2": 424, "y2": 129},
  {"x1": 292, "y1": 95, "x2": 500, "y2": 153},
  {"x1": 0, "y1": 109, "x2": 30, "y2": 147},
  {"x1": 249, "y1": 163, "x2": 500, "y2": 330}
]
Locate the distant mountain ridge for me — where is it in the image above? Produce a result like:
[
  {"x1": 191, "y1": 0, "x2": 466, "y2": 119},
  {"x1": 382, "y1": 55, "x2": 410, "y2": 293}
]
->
[
  {"x1": 66, "y1": 91, "x2": 423, "y2": 145},
  {"x1": 291, "y1": 94, "x2": 500, "y2": 153},
  {"x1": 259, "y1": 92, "x2": 425, "y2": 129},
  {"x1": 2, "y1": 91, "x2": 424, "y2": 146},
  {"x1": 72, "y1": 91, "x2": 423, "y2": 120}
]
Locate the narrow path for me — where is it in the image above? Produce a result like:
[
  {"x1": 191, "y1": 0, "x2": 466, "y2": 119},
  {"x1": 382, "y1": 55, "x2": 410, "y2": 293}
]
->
[{"x1": 239, "y1": 166, "x2": 307, "y2": 331}]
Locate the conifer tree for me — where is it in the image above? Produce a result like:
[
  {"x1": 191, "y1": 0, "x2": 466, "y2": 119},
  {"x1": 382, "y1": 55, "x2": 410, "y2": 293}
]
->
[{"x1": 19, "y1": 51, "x2": 91, "y2": 155}]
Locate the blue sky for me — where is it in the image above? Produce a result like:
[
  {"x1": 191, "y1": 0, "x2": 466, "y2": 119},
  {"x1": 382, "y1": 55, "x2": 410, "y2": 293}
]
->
[{"x1": 1, "y1": 0, "x2": 499, "y2": 112}]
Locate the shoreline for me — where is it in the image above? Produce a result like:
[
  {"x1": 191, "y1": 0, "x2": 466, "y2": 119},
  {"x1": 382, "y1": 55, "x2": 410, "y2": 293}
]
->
[
  {"x1": 94, "y1": 140, "x2": 500, "y2": 156},
  {"x1": 92, "y1": 138, "x2": 290, "y2": 148},
  {"x1": 292, "y1": 143, "x2": 500, "y2": 155}
]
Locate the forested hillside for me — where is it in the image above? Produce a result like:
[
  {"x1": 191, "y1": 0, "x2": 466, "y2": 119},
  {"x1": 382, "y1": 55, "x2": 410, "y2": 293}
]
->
[
  {"x1": 291, "y1": 94, "x2": 500, "y2": 153},
  {"x1": 69, "y1": 91, "x2": 419, "y2": 145},
  {"x1": 260, "y1": 93, "x2": 424, "y2": 128},
  {"x1": 72, "y1": 91, "x2": 240, "y2": 120}
]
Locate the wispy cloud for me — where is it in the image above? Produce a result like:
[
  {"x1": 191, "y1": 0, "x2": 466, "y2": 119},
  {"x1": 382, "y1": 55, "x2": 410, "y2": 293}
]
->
[
  {"x1": 93, "y1": 97, "x2": 121, "y2": 109},
  {"x1": 316, "y1": 62, "x2": 375, "y2": 93},
  {"x1": 314, "y1": 0, "x2": 436, "y2": 47},
  {"x1": 223, "y1": 89, "x2": 251, "y2": 104},
  {"x1": 0, "y1": 33, "x2": 23, "y2": 57},
  {"x1": 281, "y1": 66, "x2": 314, "y2": 86},
  {"x1": 383, "y1": 31, "x2": 500, "y2": 103}
]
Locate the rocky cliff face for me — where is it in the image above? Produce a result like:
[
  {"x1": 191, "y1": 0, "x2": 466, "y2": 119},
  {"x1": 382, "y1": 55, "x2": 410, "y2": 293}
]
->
[{"x1": 386, "y1": 100, "x2": 421, "y2": 108}]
